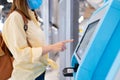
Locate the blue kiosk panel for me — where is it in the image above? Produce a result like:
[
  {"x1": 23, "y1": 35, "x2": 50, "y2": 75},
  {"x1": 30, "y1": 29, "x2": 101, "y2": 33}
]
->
[{"x1": 71, "y1": 0, "x2": 120, "y2": 80}]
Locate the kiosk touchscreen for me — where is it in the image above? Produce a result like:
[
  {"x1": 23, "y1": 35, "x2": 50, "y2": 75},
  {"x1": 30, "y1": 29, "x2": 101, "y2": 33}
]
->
[
  {"x1": 76, "y1": 20, "x2": 99, "y2": 60},
  {"x1": 63, "y1": 0, "x2": 120, "y2": 80}
]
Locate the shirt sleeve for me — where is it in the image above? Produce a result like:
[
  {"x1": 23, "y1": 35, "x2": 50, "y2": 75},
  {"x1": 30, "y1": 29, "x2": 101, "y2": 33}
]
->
[{"x1": 2, "y1": 11, "x2": 43, "y2": 63}]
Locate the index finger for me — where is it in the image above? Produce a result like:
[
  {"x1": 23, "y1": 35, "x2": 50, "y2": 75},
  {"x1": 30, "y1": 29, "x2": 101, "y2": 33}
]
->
[{"x1": 62, "y1": 39, "x2": 74, "y2": 44}]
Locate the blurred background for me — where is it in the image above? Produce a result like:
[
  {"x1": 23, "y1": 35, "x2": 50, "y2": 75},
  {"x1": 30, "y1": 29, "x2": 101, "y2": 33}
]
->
[{"x1": 1, "y1": 0, "x2": 119, "y2": 80}]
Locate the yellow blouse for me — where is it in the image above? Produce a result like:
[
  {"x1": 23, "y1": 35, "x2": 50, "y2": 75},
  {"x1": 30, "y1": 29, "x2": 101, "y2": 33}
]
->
[{"x1": 2, "y1": 10, "x2": 57, "y2": 80}]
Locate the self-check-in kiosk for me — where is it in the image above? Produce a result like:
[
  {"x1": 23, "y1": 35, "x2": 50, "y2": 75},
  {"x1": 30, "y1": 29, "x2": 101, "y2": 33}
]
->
[{"x1": 63, "y1": 0, "x2": 120, "y2": 80}]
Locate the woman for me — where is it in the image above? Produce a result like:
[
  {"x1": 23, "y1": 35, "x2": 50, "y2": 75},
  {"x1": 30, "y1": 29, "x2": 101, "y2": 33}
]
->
[{"x1": 2, "y1": 0, "x2": 73, "y2": 80}]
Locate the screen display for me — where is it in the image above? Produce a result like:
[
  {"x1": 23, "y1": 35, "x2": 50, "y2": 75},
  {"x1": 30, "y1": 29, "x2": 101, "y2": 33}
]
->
[{"x1": 76, "y1": 20, "x2": 99, "y2": 60}]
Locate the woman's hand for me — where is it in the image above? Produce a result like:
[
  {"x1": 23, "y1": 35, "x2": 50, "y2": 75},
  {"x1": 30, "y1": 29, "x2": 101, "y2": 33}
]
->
[
  {"x1": 42, "y1": 39, "x2": 73, "y2": 55},
  {"x1": 50, "y1": 39, "x2": 73, "y2": 53}
]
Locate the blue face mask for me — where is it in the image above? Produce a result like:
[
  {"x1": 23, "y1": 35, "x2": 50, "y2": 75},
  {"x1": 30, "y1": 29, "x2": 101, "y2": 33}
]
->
[{"x1": 27, "y1": 0, "x2": 42, "y2": 10}]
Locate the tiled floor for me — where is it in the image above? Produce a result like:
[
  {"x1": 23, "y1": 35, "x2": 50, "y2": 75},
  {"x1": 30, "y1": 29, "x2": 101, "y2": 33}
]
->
[
  {"x1": 45, "y1": 69, "x2": 59, "y2": 80},
  {"x1": 45, "y1": 57, "x2": 59, "y2": 80}
]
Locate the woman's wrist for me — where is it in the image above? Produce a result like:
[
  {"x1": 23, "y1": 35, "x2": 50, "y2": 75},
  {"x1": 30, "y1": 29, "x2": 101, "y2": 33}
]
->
[{"x1": 42, "y1": 45, "x2": 53, "y2": 55}]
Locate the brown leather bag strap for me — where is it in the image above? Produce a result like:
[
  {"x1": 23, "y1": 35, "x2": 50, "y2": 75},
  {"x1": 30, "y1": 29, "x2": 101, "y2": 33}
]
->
[
  {"x1": 15, "y1": 9, "x2": 32, "y2": 47},
  {"x1": 15, "y1": 9, "x2": 28, "y2": 32},
  {"x1": 0, "y1": 40, "x2": 4, "y2": 56}
]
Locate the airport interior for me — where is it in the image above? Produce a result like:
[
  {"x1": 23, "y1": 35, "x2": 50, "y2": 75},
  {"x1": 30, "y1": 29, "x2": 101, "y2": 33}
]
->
[{"x1": 0, "y1": 0, "x2": 120, "y2": 80}]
